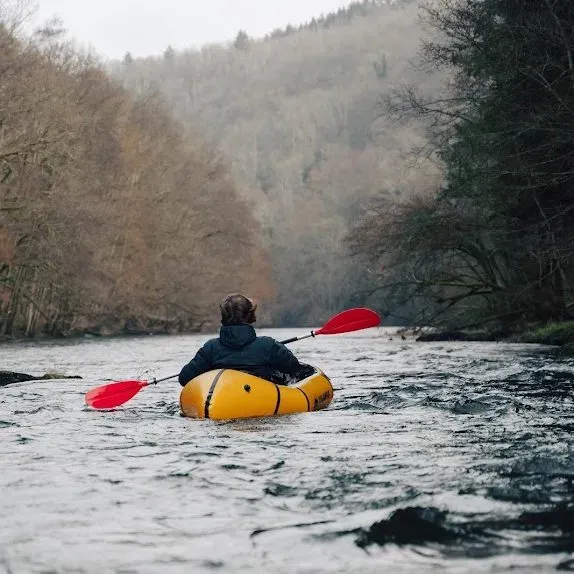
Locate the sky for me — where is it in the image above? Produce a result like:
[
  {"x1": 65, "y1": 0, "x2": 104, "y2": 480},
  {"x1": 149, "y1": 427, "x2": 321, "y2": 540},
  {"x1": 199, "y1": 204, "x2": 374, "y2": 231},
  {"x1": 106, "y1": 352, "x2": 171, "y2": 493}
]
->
[{"x1": 31, "y1": 0, "x2": 351, "y2": 60}]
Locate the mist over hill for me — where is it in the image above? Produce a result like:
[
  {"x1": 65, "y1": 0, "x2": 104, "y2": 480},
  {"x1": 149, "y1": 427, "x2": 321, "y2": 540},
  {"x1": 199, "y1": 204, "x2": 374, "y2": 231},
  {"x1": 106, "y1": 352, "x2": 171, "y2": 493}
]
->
[{"x1": 113, "y1": 0, "x2": 437, "y2": 325}]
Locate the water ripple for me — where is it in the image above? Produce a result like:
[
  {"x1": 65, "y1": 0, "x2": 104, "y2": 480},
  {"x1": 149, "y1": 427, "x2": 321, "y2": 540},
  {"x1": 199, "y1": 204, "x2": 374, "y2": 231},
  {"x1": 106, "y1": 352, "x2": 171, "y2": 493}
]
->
[{"x1": 1, "y1": 331, "x2": 573, "y2": 572}]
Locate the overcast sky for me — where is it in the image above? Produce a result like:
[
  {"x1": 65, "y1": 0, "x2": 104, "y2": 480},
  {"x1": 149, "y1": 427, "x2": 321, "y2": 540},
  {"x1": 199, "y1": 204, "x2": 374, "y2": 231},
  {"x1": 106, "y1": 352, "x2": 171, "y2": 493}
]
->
[{"x1": 31, "y1": 0, "x2": 350, "y2": 60}]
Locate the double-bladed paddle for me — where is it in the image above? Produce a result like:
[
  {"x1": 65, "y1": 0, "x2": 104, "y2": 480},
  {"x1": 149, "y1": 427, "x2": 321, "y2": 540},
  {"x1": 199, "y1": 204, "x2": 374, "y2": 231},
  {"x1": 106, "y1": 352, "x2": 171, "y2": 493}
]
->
[{"x1": 84, "y1": 307, "x2": 381, "y2": 410}]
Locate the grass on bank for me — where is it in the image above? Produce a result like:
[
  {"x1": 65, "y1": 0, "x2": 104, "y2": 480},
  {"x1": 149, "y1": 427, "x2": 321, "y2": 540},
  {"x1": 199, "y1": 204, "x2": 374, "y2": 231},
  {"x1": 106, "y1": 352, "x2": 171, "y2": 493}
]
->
[{"x1": 521, "y1": 321, "x2": 574, "y2": 348}]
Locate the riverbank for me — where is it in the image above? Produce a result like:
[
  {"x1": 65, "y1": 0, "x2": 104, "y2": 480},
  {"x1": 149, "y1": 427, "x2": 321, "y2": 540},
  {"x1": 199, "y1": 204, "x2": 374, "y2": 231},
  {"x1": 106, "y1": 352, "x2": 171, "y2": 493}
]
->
[
  {"x1": 0, "y1": 324, "x2": 208, "y2": 344},
  {"x1": 414, "y1": 321, "x2": 574, "y2": 354},
  {"x1": 519, "y1": 321, "x2": 574, "y2": 352}
]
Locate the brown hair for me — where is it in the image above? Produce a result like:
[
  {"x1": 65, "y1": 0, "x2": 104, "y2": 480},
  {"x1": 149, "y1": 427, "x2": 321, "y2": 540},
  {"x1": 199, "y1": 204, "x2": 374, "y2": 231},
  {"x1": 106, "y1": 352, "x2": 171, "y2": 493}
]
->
[{"x1": 219, "y1": 293, "x2": 257, "y2": 325}]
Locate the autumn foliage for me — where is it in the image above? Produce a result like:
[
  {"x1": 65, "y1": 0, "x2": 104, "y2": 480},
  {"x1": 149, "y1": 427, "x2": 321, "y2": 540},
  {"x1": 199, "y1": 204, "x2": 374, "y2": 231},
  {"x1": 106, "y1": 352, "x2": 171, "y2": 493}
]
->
[{"x1": 0, "y1": 8, "x2": 273, "y2": 338}]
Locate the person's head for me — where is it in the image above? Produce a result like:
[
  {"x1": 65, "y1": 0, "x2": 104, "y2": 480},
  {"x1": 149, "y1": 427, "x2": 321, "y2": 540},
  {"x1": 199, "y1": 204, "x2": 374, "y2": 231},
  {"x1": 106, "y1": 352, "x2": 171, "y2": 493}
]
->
[{"x1": 219, "y1": 293, "x2": 257, "y2": 325}]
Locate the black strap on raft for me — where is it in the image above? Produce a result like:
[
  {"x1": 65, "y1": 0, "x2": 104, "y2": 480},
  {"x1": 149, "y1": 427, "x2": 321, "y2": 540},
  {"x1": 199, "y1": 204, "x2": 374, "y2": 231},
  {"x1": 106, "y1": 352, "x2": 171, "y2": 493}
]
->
[
  {"x1": 273, "y1": 384, "x2": 281, "y2": 415},
  {"x1": 204, "y1": 369, "x2": 225, "y2": 419},
  {"x1": 297, "y1": 387, "x2": 311, "y2": 412}
]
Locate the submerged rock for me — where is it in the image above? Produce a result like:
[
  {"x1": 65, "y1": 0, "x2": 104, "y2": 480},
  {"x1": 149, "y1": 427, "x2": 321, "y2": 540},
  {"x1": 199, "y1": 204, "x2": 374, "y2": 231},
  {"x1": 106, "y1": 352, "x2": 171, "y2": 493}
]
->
[
  {"x1": 355, "y1": 504, "x2": 574, "y2": 554},
  {"x1": 355, "y1": 507, "x2": 457, "y2": 548},
  {"x1": 416, "y1": 329, "x2": 503, "y2": 342},
  {"x1": 417, "y1": 331, "x2": 469, "y2": 342},
  {"x1": 0, "y1": 371, "x2": 82, "y2": 387}
]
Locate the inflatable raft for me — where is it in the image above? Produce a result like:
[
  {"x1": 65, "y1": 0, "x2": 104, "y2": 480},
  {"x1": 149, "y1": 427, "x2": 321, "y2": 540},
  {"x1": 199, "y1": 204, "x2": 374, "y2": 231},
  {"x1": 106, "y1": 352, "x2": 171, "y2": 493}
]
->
[{"x1": 180, "y1": 367, "x2": 333, "y2": 420}]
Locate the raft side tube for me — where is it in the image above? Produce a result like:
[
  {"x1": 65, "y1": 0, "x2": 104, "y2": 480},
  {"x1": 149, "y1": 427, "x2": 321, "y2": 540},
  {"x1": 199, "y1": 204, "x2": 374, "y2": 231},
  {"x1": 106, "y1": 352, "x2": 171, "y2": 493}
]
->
[{"x1": 179, "y1": 367, "x2": 333, "y2": 420}]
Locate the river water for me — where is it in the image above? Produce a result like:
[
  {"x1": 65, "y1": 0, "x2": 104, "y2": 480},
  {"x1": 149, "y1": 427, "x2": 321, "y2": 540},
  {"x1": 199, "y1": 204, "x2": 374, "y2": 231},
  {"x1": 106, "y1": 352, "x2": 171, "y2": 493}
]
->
[{"x1": 1, "y1": 328, "x2": 574, "y2": 573}]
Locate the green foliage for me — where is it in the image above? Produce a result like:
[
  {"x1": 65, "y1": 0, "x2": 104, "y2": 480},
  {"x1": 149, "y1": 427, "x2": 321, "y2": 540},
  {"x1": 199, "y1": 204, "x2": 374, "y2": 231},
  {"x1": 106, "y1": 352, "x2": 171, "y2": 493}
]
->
[
  {"x1": 523, "y1": 322, "x2": 574, "y2": 347},
  {"x1": 351, "y1": 0, "x2": 574, "y2": 330}
]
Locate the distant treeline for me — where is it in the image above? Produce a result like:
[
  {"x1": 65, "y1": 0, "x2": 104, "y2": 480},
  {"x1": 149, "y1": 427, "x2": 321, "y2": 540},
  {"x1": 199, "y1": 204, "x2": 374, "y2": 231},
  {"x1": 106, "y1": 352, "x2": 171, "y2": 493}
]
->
[
  {"x1": 351, "y1": 0, "x2": 574, "y2": 331},
  {"x1": 114, "y1": 0, "x2": 436, "y2": 326},
  {"x1": 259, "y1": 0, "x2": 416, "y2": 42},
  {"x1": 0, "y1": 5, "x2": 273, "y2": 338}
]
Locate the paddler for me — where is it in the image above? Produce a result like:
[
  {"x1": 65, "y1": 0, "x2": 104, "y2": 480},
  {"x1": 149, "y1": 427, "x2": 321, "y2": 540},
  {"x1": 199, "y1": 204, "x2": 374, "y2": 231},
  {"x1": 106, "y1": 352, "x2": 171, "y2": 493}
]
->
[{"x1": 178, "y1": 293, "x2": 307, "y2": 386}]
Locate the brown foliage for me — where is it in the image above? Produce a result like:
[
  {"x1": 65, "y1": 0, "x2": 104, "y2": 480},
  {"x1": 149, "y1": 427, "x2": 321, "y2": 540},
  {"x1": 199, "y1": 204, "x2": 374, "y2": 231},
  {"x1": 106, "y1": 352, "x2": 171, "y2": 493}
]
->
[{"x1": 0, "y1": 8, "x2": 273, "y2": 338}]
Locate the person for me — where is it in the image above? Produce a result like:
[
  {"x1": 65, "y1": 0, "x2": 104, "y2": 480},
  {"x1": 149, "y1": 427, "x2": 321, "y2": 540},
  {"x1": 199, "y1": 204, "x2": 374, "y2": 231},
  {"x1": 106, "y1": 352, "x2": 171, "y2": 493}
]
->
[{"x1": 178, "y1": 293, "x2": 306, "y2": 386}]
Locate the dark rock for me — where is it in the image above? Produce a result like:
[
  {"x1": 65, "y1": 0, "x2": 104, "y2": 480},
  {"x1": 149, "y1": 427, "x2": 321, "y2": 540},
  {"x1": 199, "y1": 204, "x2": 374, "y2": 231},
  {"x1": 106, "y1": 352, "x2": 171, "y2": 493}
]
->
[
  {"x1": 416, "y1": 329, "x2": 502, "y2": 342},
  {"x1": 0, "y1": 371, "x2": 35, "y2": 386},
  {"x1": 416, "y1": 331, "x2": 469, "y2": 342},
  {"x1": 355, "y1": 506, "x2": 457, "y2": 548},
  {"x1": 39, "y1": 373, "x2": 82, "y2": 380},
  {"x1": 519, "y1": 504, "x2": 574, "y2": 532},
  {"x1": 557, "y1": 558, "x2": 574, "y2": 571},
  {"x1": 0, "y1": 371, "x2": 82, "y2": 387}
]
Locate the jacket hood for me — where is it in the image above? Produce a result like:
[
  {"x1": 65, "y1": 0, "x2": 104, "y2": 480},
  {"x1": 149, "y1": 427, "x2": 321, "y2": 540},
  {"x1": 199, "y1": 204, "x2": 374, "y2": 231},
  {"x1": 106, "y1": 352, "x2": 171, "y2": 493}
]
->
[{"x1": 219, "y1": 324, "x2": 257, "y2": 349}]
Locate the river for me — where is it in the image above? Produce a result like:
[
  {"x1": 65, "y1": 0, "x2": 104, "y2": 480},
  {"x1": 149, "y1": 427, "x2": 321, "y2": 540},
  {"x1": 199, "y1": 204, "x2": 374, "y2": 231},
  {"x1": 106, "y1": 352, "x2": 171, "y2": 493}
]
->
[{"x1": 1, "y1": 328, "x2": 574, "y2": 573}]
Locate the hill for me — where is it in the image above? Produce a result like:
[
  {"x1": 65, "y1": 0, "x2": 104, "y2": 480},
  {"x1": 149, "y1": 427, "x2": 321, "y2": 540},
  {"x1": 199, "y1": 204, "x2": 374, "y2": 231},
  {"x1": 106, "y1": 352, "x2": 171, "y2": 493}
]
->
[{"x1": 113, "y1": 0, "x2": 437, "y2": 324}]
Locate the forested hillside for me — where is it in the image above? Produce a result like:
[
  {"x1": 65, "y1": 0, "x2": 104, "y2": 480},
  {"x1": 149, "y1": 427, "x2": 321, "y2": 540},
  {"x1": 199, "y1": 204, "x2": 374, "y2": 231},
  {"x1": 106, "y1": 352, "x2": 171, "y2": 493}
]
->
[
  {"x1": 0, "y1": 4, "x2": 272, "y2": 338},
  {"x1": 114, "y1": 0, "x2": 437, "y2": 325},
  {"x1": 6, "y1": 0, "x2": 562, "y2": 337},
  {"x1": 351, "y1": 0, "x2": 574, "y2": 333}
]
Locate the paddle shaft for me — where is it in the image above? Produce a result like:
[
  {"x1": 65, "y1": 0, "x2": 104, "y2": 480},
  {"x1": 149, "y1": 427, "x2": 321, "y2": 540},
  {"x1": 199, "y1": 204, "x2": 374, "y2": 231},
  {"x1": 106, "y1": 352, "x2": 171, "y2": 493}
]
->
[
  {"x1": 279, "y1": 333, "x2": 315, "y2": 345},
  {"x1": 150, "y1": 374, "x2": 180, "y2": 384}
]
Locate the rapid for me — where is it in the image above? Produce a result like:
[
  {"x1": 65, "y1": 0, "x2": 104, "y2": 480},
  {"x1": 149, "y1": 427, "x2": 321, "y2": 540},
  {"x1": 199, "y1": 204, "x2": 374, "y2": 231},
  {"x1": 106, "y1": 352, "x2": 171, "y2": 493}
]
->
[{"x1": 1, "y1": 328, "x2": 574, "y2": 573}]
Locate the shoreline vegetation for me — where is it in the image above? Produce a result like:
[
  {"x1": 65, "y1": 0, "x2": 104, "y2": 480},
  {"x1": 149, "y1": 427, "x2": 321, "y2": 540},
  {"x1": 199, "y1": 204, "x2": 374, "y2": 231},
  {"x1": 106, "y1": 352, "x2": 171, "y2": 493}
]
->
[
  {"x1": 2, "y1": 1, "x2": 573, "y2": 342},
  {"x1": 347, "y1": 1, "x2": 574, "y2": 335},
  {"x1": 411, "y1": 322, "x2": 574, "y2": 354}
]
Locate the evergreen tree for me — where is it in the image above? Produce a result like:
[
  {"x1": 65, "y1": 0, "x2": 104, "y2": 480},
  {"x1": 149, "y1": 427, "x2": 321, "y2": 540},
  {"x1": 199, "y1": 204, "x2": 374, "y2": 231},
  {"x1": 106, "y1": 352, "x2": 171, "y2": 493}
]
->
[
  {"x1": 353, "y1": 0, "x2": 574, "y2": 328},
  {"x1": 234, "y1": 30, "x2": 250, "y2": 51},
  {"x1": 163, "y1": 45, "x2": 175, "y2": 60}
]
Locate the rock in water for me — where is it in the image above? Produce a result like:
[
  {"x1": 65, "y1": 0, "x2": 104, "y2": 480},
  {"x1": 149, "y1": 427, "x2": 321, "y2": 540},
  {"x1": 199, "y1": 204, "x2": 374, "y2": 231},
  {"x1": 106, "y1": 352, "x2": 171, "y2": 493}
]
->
[
  {"x1": 0, "y1": 371, "x2": 35, "y2": 387},
  {"x1": 0, "y1": 371, "x2": 82, "y2": 387}
]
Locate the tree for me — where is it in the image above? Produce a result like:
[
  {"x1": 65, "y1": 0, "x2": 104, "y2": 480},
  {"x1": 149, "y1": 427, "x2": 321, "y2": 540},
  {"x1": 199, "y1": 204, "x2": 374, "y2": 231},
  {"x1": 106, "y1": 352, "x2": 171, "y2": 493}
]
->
[
  {"x1": 163, "y1": 45, "x2": 175, "y2": 60},
  {"x1": 351, "y1": 0, "x2": 574, "y2": 330},
  {"x1": 233, "y1": 30, "x2": 250, "y2": 51},
  {"x1": 111, "y1": 0, "x2": 428, "y2": 325},
  {"x1": 0, "y1": 8, "x2": 273, "y2": 338}
]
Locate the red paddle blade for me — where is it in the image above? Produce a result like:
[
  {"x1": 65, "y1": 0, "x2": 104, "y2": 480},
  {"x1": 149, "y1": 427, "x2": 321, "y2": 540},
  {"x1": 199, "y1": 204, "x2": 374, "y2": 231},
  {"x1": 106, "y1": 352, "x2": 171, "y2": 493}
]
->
[
  {"x1": 85, "y1": 380, "x2": 149, "y2": 409},
  {"x1": 316, "y1": 307, "x2": 381, "y2": 335}
]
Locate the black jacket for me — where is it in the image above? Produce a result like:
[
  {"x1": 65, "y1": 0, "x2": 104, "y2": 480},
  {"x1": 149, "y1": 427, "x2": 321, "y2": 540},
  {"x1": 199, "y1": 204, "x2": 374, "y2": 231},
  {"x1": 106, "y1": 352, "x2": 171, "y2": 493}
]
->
[{"x1": 178, "y1": 324, "x2": 301, "y2": 386}]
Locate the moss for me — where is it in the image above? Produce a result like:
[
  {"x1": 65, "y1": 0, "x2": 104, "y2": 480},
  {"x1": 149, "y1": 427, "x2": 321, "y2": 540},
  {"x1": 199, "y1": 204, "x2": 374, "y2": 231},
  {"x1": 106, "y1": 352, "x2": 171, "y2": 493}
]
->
[{"x1": 521, "y1": 321, "x2": 574, "y2": 346}]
